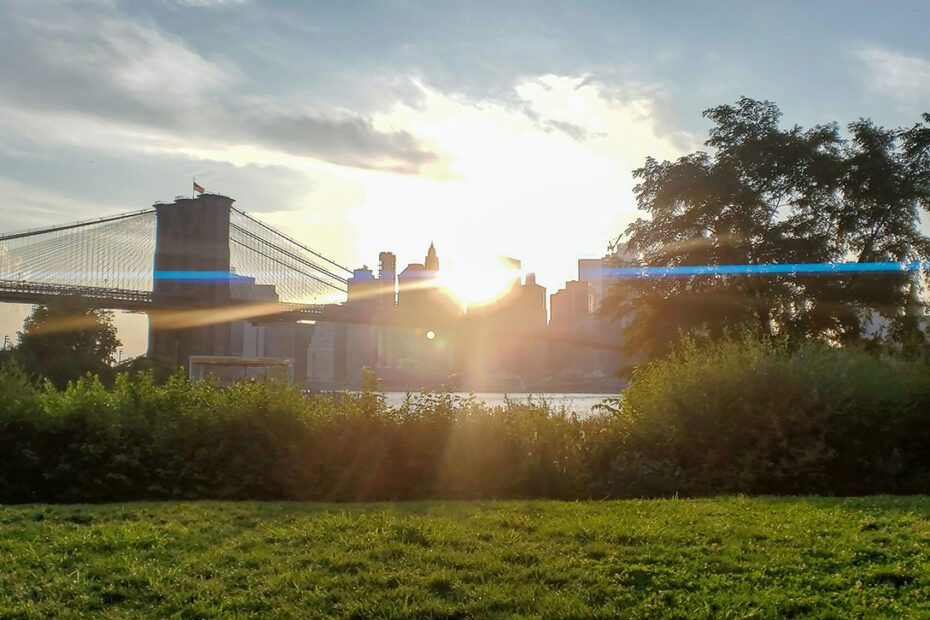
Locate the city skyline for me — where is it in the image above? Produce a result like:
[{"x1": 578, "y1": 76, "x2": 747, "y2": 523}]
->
[
  {"x1": 2, "y1": 1, "x2": 929, "y2": 354},
  {"x1": 0, "y1": 195, "x2": 616, "y2": 361}
]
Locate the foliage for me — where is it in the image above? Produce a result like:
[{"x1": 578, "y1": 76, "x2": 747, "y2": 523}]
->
[
  {"x1": 114, "y1": 353, "x2": 179, "y2": 384},
  {"x1": 604, "y1": 99, "x2": 930, "y2": 359},
  {"x1": 0, "y1": 366, "x2": 591, "y2": 503},
  {"x1": 2, "y1": 497, "x2": 930, "y2": 617},
  {"x1": 12, "y1": 296, "x2": 121, "y2": 388},
  {"x1": 592, "y1": 336, "x2": 930, "y2": 497},
  {"x1": 2, "y1": 337, "x2": 930, "y2": 503}
]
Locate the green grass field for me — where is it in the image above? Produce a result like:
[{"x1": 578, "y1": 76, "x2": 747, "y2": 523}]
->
[{"x1": 2, "y1": 497, "x2": 929, "y2": 618}]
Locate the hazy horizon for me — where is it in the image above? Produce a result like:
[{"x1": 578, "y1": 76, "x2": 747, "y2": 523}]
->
[{"x1": 2, "y1": 0, "x2": 929, "y2": 356}]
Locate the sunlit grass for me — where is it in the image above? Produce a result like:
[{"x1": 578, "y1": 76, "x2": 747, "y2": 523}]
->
[{"x1": 2, "y1": 497, "x2": 929, "y2": 618}]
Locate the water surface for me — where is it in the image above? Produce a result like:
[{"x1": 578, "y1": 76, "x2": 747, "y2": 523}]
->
[{"x1": 383, "y1": 392, "x2": 619, "y2": 416}]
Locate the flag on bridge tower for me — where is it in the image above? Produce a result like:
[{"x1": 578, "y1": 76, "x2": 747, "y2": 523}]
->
[{"x1": 193, "y1": 180, "x2": 205, "y2": 195}]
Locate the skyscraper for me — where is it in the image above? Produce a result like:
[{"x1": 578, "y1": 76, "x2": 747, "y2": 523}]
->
[{"x1": 425, "y1": 241, "x2": 439, "y2": 271}]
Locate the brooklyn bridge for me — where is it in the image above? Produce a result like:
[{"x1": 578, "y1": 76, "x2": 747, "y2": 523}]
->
[
  {"x1": 0, "y1": 192, "x2": 626, "y2": 390},
  {"x1": 0, "y1": 194, "x2": 365, "y2": 362}
]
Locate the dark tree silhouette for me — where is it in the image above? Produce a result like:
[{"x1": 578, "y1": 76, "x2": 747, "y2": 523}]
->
[
  {"x1": 15, "y1": 296, "x2": 121, "y2": 388},
  {"x1": 603, "y1": 99, "x2": 930, "y2": 359}
]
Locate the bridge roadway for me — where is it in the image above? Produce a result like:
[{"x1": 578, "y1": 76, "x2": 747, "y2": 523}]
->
[
  {"x1": 0, "y1": 279, "x2": 623, "y2": 350},
  {"x1": 0, "y1": 278, "x2": 438, "y2": 327},
  {"x1": 0, "y1": 278, "x2": 334, "y2": 320}
]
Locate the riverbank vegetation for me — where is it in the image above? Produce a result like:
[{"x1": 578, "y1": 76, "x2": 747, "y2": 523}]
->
[
  {"x1": 603, "y1": 99, "x2": 930, "y2": 360},
  {"x1": 2, "y1": 337, "x2": 929, "y2": 504}
]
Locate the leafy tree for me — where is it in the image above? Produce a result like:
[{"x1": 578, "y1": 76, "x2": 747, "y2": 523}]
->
[
  {"x1": 14, "y1": 296, "x2": 121, "y2": 388},
  {"x1": 603, "y1": 99, "x2": 930, "y2": 359}
]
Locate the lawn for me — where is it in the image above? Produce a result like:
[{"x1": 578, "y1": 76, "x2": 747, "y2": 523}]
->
[{"x1": 1, "y1": 497, "x2": 929, "y2": 618}]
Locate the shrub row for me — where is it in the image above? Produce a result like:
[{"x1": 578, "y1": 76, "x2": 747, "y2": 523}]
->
[
  {"x1": 0, "y1": 367, "x2": 594, "y2": 503},
  {"x1": 593, "y1": 338, "x2": 930, "y2": 497},
  {"x1": 1, "y1": 339, "x2": 929, "y2": 503}
]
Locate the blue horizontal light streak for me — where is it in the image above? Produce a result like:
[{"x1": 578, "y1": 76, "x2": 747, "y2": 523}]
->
[
  {"x1": 154, "y1": 271, "x2": 250, "y2": 282},
  {"x1": 4, "y1": 263, "x2": 927, "y2": 285},
  {"x1": 585, "y1": 262, "x2": 929, "y2": 280}
]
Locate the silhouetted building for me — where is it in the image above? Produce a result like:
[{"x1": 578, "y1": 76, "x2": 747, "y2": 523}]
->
[
  {"x1": 459, "y1": 263, "x2": 548, "y2": 389},
  {"x1": 550, "y1": 280, "x2": 594, "y2": 327},
  {"x1": 347, "y1": 267, "x2": 379, "y2": 315},
  {"x1": 309, "y1": 242, "x2": 460, "y2": 390},
  {"x1": 228, "y1": 275, "x2": 315, "y2": 385},
  {"x1": 396, "y1": 243, "x2": 461, "y2": 322},
  {"x1": 308, "y1": 241, "x2": 629, "y2": 391},
  {"x1": 378, "y1": 252, "x2": 397, "y2": 311},
  {"x1": 544, "y1": 245, "x2": 637, "y2": 389},
  {"x1": 425, "y1": 241, "x2": 439, "y2": 271},
  {"x1": 577, "y1": 258, "x2": 606, "y2": 310},
  {"x1": 578, "y1": 241, "x2": 635, "y2": 311}
]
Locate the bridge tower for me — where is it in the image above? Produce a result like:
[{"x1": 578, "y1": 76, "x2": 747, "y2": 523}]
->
[{"x1": 149, "y1": 193, "x2": 235, "y2": 367}]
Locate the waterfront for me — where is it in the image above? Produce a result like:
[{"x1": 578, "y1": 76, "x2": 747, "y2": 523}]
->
[{"x1": 383, "y1": 392, "x2": 619, "y2": 415}]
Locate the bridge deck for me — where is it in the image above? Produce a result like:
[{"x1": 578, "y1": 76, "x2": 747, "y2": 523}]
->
[
  {"x1": 0, "y1": 279, "x2": 154, "y2": 310},
  {"x1": 0, "y1": 279, "x2": 339, "y2": 322}
]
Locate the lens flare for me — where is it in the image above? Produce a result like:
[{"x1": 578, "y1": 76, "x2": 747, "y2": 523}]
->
[
  {"x1": 586, "y1": 261, "x2": 929, "y2": 280},
  {"x1": 440, "y1": 256, "x2": 521, "y2": 307}
]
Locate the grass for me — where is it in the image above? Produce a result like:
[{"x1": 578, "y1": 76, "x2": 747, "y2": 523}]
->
[{"x1": 1, "y1": 497, "x2": 929, "y2": 618}]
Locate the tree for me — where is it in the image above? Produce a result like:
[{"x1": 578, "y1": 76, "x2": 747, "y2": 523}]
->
[
  {"x1": 15, "y1": 296, "x2": 121, "y2": 387},
  {"x1": 603, "y1": 99, "x2": 930, "y2": 359}
]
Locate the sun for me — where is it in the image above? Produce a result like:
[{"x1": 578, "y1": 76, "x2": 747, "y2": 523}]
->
[{"x1": 440, "y1": 255, "x2": 522, "y2": 308}]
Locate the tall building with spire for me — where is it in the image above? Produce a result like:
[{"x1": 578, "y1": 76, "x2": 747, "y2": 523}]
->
[
  {"x1": 425, "y1": 241, "x2": 439, "y2": 271},
  {"x1": 397, "y1": 242, "x2": 449, "y2": 313}
]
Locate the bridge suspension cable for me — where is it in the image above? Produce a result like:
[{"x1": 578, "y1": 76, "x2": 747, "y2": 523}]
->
[
  {"x1": 0, "y1": 202, "x2": 351, "y2": 307},
  {"x1": 0, "y1": 209, "x2": 157, "y2": 293},
  {"x1": 229, "y1": 208, "x2": 351, "y2": 305}
]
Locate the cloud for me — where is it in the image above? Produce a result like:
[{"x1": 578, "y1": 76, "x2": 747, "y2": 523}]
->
[
  {"x1": 229, "y1": 101, "x2": 438, "y2": 174},
  {"x1": 544, "y1": 119, "x2": 591, "y2": 141},
  {"x1": 0, "y1": 1, "x2": 438, "y2": 174},
  {"x1": 0, "y1": 177, "x2": 128, "y2": 231},
  {"x1": 347, "y1": 76, "x2": 695, "y2": 294},
  {"x1": 855, "y1": 44, "x2": 930, "y2": 113},
  {"x1": 168, "y1": 0, "x2": 248, "y2": 6}
]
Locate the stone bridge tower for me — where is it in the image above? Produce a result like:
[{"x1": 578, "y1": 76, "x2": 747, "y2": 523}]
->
[{"x1": 148, "y1": 194, "x2": 235, "y2": 368}]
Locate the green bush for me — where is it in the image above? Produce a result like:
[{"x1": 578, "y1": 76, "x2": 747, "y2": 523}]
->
[
  {"x1": 590, "y1": 337, "x2": 930, "y2": 497},
  {"x1": 0, "y1": 366, "x2": 594, "y2": 502},
  {"x1": 2, "y1": 339, "x2": 929, "y2": 503}
]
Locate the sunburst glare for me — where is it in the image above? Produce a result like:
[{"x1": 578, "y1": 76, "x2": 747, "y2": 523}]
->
[{"x1": 439, "y1": 255, "x2": 522, "y2": 309}]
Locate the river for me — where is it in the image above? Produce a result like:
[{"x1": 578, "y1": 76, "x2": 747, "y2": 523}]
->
[{"x1": 382, "y1": 392, "x2": 621, "y2": 416}]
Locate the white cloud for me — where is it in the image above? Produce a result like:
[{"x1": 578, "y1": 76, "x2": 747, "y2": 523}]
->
[
  {"x1": 101, "y1": 20, "x2": 232, "y2": 97},
  {"x1": 0, "y1": 3, "x2": 438, "y2": 174},
  {"x1": 0, "y1": 178, "x2": 129, "y2": 231},
  {"x1": 7, "y1": 8, "x2": 235, "y2": 109},
  {"x1": 162, "y1": 75, "x2": 695, "y2": 293},
  {"x1": 855, "y1": 44, "x2": 930, "y2": 113},
  {"x1": 0, "y1": 66, "x2": 695, "y2": 299},
  {"x1": 348, "y1": 76, "x2": 695, "y2": 294},
  {"x1": 0, "y1": 0, "x2": 697, "y2": 304}
]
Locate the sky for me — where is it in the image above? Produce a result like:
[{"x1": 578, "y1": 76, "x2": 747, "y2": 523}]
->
[{"x1": 1, "y1": 0, "x2": 929, "y2": 356}]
